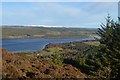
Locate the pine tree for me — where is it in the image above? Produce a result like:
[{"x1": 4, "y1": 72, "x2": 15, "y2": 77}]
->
[{"x1": 96, "y1": 15, "x2": 120, "y2": 78}]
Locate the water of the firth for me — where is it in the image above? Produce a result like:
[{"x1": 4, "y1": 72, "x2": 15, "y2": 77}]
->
[{"x1": 1, "y1": 37, "x2": 95, "y2": 52}]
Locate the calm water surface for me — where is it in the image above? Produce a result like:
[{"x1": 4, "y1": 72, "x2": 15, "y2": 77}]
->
[{"x1": 1, "y1": 37, "x2": 95, "y2": 52}]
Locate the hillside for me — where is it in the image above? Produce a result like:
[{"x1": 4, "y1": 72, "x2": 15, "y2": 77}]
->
[
  {"x1": 2, "y1": 39, "x2": 120, "y2": 79},
  {"x1": 2, "y1": 40, "x2": 99, "y2": 79},
  {"x1": 2, "y1": 26, "x2": 97, "y2": 38},
  {"x1": 2, "y1": 49, "x2": 87, "y2": 79}
]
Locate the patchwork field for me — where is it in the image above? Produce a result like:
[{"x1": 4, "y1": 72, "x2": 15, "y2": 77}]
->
[{"x1": 2, "y1": 26, "x2": 97, "y2": 38}]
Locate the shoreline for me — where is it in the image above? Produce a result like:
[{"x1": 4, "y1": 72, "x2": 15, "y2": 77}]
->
[
  {"x1": 2, "y1": 39, "x2": 97, "y2": 53},
  {"x1": 1, "y1": 36, "x2": 96, "y2": 39}
]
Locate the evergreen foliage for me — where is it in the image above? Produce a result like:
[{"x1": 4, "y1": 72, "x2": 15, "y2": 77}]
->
[
  {"x1": 96, "y1": 15, "x2": 120, "y2": 78},
  {"x1": 69, "y1": 15, "x2": 120, "y2": 78}
]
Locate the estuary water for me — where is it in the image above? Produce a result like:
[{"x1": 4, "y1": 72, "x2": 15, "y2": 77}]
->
[{"x1": 1, "y1": 37, "x2": 95, "y2": 52}]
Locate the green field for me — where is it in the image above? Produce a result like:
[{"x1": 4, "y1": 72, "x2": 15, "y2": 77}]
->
[{"x1": 2, "y1": 27, "x2": 97, "y2": 38}]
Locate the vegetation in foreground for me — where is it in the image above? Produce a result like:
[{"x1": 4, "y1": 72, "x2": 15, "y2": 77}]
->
[
  {"x1": 2, "y1": 48, "x2": 87, "y2": 79},
  {"x1": 2, "y1": 15, "x2": 120, "y2": 79}
]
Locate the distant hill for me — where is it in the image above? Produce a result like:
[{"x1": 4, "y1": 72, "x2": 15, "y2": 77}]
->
[{"x1": 2, "y1": 26, "x2": 97, "y2": 38}]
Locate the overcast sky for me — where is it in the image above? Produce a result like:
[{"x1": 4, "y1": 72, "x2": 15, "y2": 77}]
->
[{"x1": 2, "y1": 2, "x2": 118, "y2": 28}]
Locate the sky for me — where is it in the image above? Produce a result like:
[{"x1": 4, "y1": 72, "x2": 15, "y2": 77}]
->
[{"x1": 2, "y1": 2, "x2": 118, "y2": 28}]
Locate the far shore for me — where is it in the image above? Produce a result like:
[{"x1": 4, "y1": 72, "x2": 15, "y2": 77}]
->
[{"x1": 1, "y1": 36, "x2": 96, "y2": 39}]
